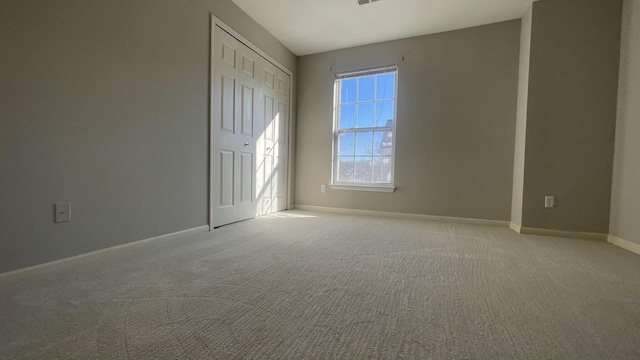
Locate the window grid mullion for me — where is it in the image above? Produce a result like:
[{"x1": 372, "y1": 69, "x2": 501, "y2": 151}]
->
[
  {"x1": 353, "y1": 129, "x2": 357, "y2": 172},
  {"x1": 373, "y1": 76, "x2": 377, "y2": 128},
  {"x1": 337, "y1": 126, "x2": 392, "y2": 133},
  {"x1": 355, "y1": 78, "x2": 359, "y2": 128},
  {"x1": 370, "y1": 153, "x2": 374, "y2": 183}
]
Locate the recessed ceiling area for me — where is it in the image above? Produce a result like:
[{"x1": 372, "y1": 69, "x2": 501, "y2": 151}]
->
[{"x1": 232, "y1": 0, "x2": 536, "y2": 56}]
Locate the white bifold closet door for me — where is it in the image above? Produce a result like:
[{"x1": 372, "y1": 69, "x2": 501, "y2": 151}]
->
[{"x1": 212, "y1": 26, "x2": 289, "y2": 228}]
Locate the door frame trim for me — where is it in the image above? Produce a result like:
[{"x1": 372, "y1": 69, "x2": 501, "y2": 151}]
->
[{"x1": 209, "y1": 16, "x2": 295, "y2": 230}]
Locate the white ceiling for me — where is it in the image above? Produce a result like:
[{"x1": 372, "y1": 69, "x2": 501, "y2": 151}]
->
[{"x1": 232, "y1": 0, "x2": 535, "y2": 56}]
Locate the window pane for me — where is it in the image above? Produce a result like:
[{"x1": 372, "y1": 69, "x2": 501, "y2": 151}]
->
[
  {"x1": 355, "y1": 157, "x2": 373, "y2": 183},
  {"x1": 339, "y1": 104, "x2": 356, "y2": 129},
  {"x1": 337, "y1": 157, "x2": 354, "y2": 182},
  {"x1": 358, "y1": 76, "x2": 375, "y2": 102},
  {"x1": 355, "y1": 132, "x2": 373, "y2": 156},
  {"x1": 373, "y1": 156, "x2": 392, "y2": 183},
  {"x1": 373, "y1": 131, "x2": 393, "y2": 156},
  {"x1": 375, "y1": 101, "x2": 394, "y2": 127},
  {"x1": 337, "y1": 133, "x2": 355, "y2": 156},
  {"x1": 373, "y1": 132, "x2": 382, "y2": 155},
  {"x1": 376, "y1": 130, "x2": 393, "y2": 156},
  {"x1": 376, "y1": 73, "x2": 395, "y2": 100},
  {"x1": 357, "y1": 102, "x2": 374, "y2": 127},
  {"x1": 341, "y1": 79, "x2": 356, "y2": 103}
]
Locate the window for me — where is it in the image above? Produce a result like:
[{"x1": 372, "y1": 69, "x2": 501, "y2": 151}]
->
[{"x1": 331, "y1": 66, "x2": 397, "y2": 192}]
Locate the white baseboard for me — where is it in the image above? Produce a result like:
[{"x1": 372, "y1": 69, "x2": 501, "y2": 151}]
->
[
  {"x1": 509, "y1": 221, "x2": 607, "y2": 241},
  {"x1": 0, "y1": 225, "x2": 210, "y2": 278},
  {"x1": 294, "y1": 205, "x2": 509, "y2": 227},
  {"x1": 516, "y1": 226, "x2": 607, "y2": 241},
  {"x1": 608, "y1": 234, "x2": 640, "y2": 256}
]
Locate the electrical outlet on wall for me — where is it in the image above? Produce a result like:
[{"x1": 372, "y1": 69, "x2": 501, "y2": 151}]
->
[
  {"x1": 544, "y1": 196, "x2": 555, "y2": 209},
  {"x1": 55, "y1": 202, "x2": 71, "y2": 222},
  {"x1": 321, "y1": 185, "x2": 326, "y2": 193}
]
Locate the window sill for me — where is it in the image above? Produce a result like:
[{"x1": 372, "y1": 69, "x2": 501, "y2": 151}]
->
[{"x1": 330, "y1": 184, "x2": 396, "y2": 193}]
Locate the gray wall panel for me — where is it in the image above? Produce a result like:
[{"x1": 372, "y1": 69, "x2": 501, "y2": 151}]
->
[
  {"x1": 295, "y1": 21, "x2": 520, "y2": 221},
  {"x1": 0, "y1": 0, "x2": 296, "y2": 273}
]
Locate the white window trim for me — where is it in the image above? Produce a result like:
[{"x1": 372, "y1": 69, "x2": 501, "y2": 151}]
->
[
  {"x1": 330, "y1": 184, "x2": 395, "y2": 192},
  {"x1": 331, "y1": 65, "x2": 399, "y2": 190}
]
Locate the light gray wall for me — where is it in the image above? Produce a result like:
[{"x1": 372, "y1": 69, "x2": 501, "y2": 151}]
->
[
  {"x1": 295, "y1": 21, "x2": 520, "y2": 221},
  {"x1": 511, "y1": 8, "x2": 533, "y2": 227},
  {"x1": 610, "y1": 0, "x2": 640, "y2": 245},
  {"x1": 520, "y1": 0, "x2": 622, "y2": 233},
  {"x1": 0, "y1": 0, "x2": 296, "y2": 273}
]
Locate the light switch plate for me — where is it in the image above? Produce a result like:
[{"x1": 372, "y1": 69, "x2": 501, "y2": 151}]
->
[{"x1": 55, "y1": 202, "x2": 71, "y2": 223}]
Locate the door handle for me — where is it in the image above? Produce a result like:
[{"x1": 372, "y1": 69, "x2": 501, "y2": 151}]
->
[
  {"x1": 244, "y1": 142, "x2": 249, "y2": 147},
  {"x1": 266, "y1": 146, "x2": 271, "y2": 151}
]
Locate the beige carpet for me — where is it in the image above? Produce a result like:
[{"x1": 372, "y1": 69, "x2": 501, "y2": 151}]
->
[{"x1": 1, "y1": 210, "x2": 640, "y2": 359}]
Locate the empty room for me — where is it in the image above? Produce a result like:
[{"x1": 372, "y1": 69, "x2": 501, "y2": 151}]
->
[{"x1": 1, "y1": 0, "x2": 639, "y2": 358}]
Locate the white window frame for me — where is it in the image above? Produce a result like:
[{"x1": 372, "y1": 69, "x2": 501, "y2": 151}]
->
[{"x1": 330, "y1": 65, "x2": 398, "y2": 192}]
